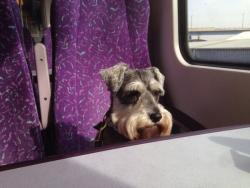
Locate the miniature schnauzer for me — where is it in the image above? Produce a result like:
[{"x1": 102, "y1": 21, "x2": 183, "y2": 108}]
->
[{"x1": 95, "y1": 63, "x2": 173, "y2": 147}]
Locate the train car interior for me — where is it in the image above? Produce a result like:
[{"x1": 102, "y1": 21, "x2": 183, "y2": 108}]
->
[{"x1": 0, "y1": 0, "x2": 249, "y2": 187}]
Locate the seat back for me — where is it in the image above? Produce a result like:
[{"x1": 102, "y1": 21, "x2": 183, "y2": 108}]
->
[
  {"x1": 52, "y1": 0, "x2": 151, "y2": 153},
  {"x1": 0, "y1": 0, "x2": 44, "y2": 165}
]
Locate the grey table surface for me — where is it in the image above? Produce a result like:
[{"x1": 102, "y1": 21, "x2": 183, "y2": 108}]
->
[{"x1": 0, "y1": 127, "x2": 250, "y2": 188}]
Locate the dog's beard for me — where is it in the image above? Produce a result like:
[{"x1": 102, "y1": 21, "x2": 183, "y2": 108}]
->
[
  {"x1": 138, "y1": 105, "x2": 173, "y2": 139},
  {"x1": 111, "y1": 99, "x2": 172, "y2": 140}
]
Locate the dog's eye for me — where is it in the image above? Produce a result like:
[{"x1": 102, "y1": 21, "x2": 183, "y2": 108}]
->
[
  {"x1": 122, "y1": 91, "x2": 141, "y2": 104},
  {"x1": 152, "y1": 90, "x2": 162, "y2": 101},
  {"x1": 152, "y1": 90, "x2": 161, "y2": 97}
]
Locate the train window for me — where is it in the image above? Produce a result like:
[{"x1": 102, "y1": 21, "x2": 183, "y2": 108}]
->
[{"x1": 180, "y1": 0, "x2": 250, "y2": 68}]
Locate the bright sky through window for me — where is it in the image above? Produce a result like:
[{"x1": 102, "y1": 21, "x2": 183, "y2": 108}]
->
[{"x1": 188, "y1": 0, "x2": 250, "y2": 28}]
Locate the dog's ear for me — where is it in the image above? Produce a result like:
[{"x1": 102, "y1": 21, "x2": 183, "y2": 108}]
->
[
  {"x1": 100, "y1": 63, "x2": 129, "y2": 92},
  {"x1": 150, "y1": 67, "x2": 165, "y2": 86}
]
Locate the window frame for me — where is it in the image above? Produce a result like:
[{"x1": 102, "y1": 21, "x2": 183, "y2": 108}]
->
[{"x1": 178, "y1": 0, "x2": 250, "y2": 70}]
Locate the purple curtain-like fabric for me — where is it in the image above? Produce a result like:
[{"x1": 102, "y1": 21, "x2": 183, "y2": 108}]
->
[
  {"x1": 52, "y1": 0, "x2": 151, "y2": 153},
  {"x1": 0, "y1": 0, "x2": 44, "y2": 165}
]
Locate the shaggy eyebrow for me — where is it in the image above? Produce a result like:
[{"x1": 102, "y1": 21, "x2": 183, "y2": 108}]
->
[
  {"x1": 149, "y1": 80, "x2": 164, "y2": 95},
  {"x1": 123, "y1": 81, "x2": 145, "y2": 92}
]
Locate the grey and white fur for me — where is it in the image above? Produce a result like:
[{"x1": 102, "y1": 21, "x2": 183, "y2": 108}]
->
[{"x1": 100, "y1": 63, "x2": 173, "y2": 141}]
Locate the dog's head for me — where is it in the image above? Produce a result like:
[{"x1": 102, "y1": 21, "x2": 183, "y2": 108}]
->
[{"x1": 100, "y1": 63, "x2": 172, "y2": 140}]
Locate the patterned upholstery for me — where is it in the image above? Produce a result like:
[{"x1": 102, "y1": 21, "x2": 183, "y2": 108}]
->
[
  {"x1": 52, "y1": 0, "x2": 151, "y2": 153},
  {"x1": 0, "y1": 0, "x2": 44, "y2": 165}
]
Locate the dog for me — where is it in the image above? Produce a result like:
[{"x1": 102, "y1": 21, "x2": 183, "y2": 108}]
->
[{"x1": 95, "y1": 63, "x2": 173, "y2": 147}]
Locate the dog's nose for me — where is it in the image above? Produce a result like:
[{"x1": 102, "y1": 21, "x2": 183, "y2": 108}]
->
[{"x1": 149, "y1": 112, "x2": 162, "y2": 123}]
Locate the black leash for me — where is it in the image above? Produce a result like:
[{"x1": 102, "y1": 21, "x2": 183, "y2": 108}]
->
[{"x1": 94, "y1": 109, "x2": 112, "y2": 147}]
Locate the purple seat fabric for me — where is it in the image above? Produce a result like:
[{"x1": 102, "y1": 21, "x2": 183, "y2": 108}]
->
[
  {"x1": 0, "y1": 0, "x2": 44, "y2": 165},
  {"x1": 52, "y1": 0, "x2": 151, "y2": 153}
]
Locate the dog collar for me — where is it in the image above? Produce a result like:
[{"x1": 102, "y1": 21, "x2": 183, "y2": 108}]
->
[{"x1": 94, "y1": 110, "x2": 126, "y2": 147}]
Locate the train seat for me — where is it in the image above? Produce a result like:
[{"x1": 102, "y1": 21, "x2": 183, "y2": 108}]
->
[
  {"x1": 51, "y1": 0, "x2": 151, "y2": 153},
  {"x1": 0, "y1": 0, "x2": 44, "y2": 166}
]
